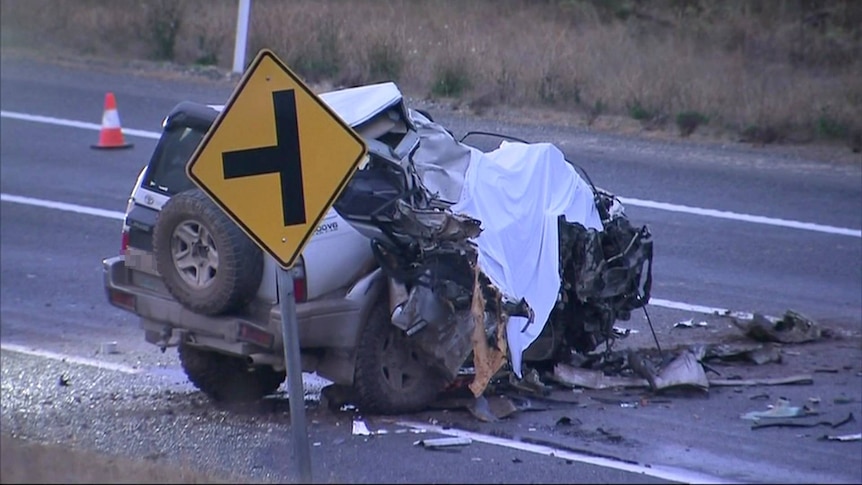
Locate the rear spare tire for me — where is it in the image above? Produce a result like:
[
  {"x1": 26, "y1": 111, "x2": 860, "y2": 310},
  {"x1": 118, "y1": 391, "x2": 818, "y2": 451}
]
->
[
  {"x1": 353, "y1": 299, "x2": 447, "y2": 415},
  {"x1": 153, "y1": 189, "x2": 262, "y2": 315},
  {"x1": 178, "y1": 343, "x2": 285, "y2": 403}
]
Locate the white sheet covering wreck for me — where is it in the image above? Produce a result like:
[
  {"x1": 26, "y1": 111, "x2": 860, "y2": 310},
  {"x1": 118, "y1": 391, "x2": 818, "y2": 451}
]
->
[
  {"x1": 323, "y1": 82, "x2": 604, "y2": 378},
  {"x1": 451, "y1": 142, "x2": 602, "y2": 376}
]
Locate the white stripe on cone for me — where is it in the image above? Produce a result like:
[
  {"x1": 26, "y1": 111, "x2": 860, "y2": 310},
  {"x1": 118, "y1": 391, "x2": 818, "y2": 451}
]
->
[{"x1": 101, "y1": 109, "x2": 121, "y2": 128}]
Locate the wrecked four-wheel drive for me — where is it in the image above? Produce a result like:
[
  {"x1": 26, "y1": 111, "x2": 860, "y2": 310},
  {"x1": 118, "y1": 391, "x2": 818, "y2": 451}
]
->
[{"x1": 103, "y1": 82, "x2": 653, "y2": 414}]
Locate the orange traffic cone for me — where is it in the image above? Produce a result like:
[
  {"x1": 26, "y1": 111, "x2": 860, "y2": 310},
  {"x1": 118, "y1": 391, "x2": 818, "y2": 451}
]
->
[{"x1": 91, "y1": 92, "x2": 133, "y2": 149}]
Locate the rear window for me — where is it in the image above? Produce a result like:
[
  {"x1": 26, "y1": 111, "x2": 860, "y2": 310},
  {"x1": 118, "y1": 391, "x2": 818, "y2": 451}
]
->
[{"x1": 143, "y1": 126, "x2": 205, "y2": 195}]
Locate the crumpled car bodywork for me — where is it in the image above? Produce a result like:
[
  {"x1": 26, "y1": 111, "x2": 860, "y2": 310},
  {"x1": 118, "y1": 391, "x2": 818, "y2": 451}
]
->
[{"x1": 332, "y1": 82, "x2": 653, "y2": 395}]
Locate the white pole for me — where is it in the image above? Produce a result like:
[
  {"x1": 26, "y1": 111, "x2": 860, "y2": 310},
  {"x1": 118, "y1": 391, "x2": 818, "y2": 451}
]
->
[{"x1": 232, "y1": 0, "x2": 251, "y2": 73}]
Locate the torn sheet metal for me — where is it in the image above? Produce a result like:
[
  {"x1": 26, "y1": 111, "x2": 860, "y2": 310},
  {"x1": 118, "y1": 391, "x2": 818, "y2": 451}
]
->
[
  {"x1": 552, "y1": 350, "x2": 709, "y2": 391},
  {"x1": 552, "y1": 362, "x2": 647, "y2": 390},
  {"x1": 703, "y1": 342, "x2": 782, "y2": 365},
  {"x1": 468, "y1": 269, "x2": 508, "y2": 397},
  {"x1": 652, "y1": 350, "x2": 709, "y2": 391}
]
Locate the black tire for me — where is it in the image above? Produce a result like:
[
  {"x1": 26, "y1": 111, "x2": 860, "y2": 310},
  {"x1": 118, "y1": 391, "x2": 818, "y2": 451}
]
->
[
  {"x1": 353, "y1": 300, "x2": 447, "y2": 415},
  {"x1": 178, "y1": 343, "x2": 285, "y2": 403},
  {"x1": 153, "y1": 189, "x2": 262, "y2": 316}
]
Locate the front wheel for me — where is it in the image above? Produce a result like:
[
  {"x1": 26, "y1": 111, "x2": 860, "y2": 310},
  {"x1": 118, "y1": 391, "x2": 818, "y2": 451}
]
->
[
  {"x1": 178, "y1": 343, "x2": 285, "y2": 403},
  {"x1": 353, "y1": 301, "x2": 447, "y2": 415}
]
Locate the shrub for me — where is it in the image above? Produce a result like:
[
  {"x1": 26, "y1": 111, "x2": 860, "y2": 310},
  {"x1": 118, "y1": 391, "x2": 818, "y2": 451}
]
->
[
  {"x1": 289, "y1": 17, "x2": 342, "y2": 82},
  {"x1": 430, "y1": 59, "x2": 472, "y2": 98},
  {"x1": 676, "y1": 110, "x2": 709, "y2": 137},
  {"x1": 816, "y1": 115, "x2": 849, "y2": 140},
  {"x1": 142, "y1": 0, "x2": 184, "y2": 61},
  {"x1": 586, "y1": 98, "x2": 606, "y2": 126},
  {"x1": 367, "y1": 39, "x2": 404, "y2": 83},
  {"x1": 627, "y1": 99, "x2": 653, "y2": 121}
]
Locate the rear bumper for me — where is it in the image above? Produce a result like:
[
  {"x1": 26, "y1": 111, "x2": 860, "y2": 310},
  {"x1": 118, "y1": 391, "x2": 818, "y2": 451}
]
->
[{"x1": 102, "y1": 256, "x2": 373, "y2": 352}]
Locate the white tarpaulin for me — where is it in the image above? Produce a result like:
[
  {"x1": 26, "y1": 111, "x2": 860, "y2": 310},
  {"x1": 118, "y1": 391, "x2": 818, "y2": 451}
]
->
[{"x1": 452, "y1": 141, "x2": 603, "y2": 377}]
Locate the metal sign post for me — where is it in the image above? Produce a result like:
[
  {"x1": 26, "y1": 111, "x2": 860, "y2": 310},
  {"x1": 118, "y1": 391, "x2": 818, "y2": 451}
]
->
[
  {"x1": 277, "y1": 268, "x2": 312, "y2": 483},
  {"x1": 185, "y1": 49, "x2": 367, "y2": 483}
]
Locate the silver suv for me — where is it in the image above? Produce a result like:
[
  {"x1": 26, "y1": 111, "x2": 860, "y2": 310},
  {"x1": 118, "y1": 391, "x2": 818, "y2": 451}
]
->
[{"x1": 103, "y1": 82, "x2": 653, "y2": 414}]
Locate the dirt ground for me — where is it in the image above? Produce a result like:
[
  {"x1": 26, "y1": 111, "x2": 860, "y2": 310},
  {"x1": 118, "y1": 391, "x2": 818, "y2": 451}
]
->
[{"x1": 0, "y1": 434, "x2": 237, "y2": 484}]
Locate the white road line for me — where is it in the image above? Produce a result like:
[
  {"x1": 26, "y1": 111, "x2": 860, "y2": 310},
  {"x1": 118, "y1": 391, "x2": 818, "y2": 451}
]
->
[
  {"x1": 396, "y1": 420, "x2": 737, "y2": 484},
  {"x1": 0, "y1": 110, "x2": 160, "y2": 139},
  {"x1": 0, "y1": 192, "x2": 804, "y2": 320},
  {"x1": 0, "y1": 343, "x2": 141, "y2": 374},
  {"x1": 621, "y1": 197, "x2": 861, "y2": 238},
  {"x1": 3, "y1": 109, "x2": 860, "y2": 238},
  {"x1": 1, "y1": 193, "x2": 125, "y2": 220},
  {"x1": 0, "y1": 340, "x2": 734, "y2": 483}
]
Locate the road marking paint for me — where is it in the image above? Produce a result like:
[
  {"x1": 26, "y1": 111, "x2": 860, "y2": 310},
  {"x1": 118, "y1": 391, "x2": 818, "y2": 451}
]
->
[
  {"x1": 620, "y1": 197, "x2": 861, "y2": 238},
  {"x1": 397, "y1": 420, "x2": 738, "y2": 484},
  {"x1": 1, "y1": 193, "x2": 125, "y2": 220},
  {"x1": 0, "y1": 338, "x2": 738, "y2": 484},
  {"x1": 0, "y1": 191, "x2": 790, "y2": 319},
  {"x1": 648, "y1": 298, "x2": 764, "y2": 320},
  {"x1": 0, "y1": 343, "x2": 141, "y2": 374},
  {"x1": 0, "y1": 110, "x2": 160, "y2": 139},
  {"x1": 3, "y1": 109, "x2": 860, "y2": 238}
]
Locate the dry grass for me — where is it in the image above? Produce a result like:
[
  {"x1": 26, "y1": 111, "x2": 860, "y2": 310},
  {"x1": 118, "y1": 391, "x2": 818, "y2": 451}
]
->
[
  {"x1": 0, "y1": 434, "x2": 241, "y2": 484},
  {"x1": 1, "y1": 0, "x2": 860, "y2": 148}
]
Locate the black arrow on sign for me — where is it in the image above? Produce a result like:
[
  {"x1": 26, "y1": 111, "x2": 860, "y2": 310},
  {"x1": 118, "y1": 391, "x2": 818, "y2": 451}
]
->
[{"x1": 222, "y1": 89, "x2": 306, "y2": 227}]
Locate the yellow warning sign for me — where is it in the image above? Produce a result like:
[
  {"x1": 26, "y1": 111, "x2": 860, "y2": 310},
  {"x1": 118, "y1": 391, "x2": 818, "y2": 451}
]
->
[{"x1": 187, "y1": 49, "x2": 367, "y2": 269}]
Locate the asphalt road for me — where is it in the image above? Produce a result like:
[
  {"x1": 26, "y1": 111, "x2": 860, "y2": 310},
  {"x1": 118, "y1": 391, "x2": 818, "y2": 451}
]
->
[{"x1": 1, "y1": 53, "x2": 861, "y2": 484}]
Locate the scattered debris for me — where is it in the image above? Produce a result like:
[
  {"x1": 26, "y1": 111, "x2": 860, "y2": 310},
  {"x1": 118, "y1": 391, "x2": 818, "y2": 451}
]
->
[
  {"x1": 351, "y1": 419, "x2": 372, "y2": 436},
  {"x1": 818, "y1": 433, "x2": 861, "y2": 442},
  {"x1": 740, "y1": 398, "x2": 819, "y2": 421},
  {"x1": 651, "y1": 349, "x2": 708, "y2": 391},
  {"x1": 709, "y1": 374, "x2": 813, "y2": 387},
  {"x1": 99, "y1": 341, "x2": 119, "y2": 354},
  {"x1": 467, "y1": 395, "x2": 500, "y2": 422},
  {"x1": 612, "y1": 326, "x2": 639, "y2": 337},
  {"x1": 752, "y1": 412, "x2": 855, "y2": 431},
  {"x1": 733, "y1": 310, "x2": 822, "y2": 344},
  {"x1": 674, "y1": 319, "x2": 708, "y2": 328},
  {"x1": 552, "y1": 363, "x2": 646, "y2": 390},
  {"x1": 703, "y1": 342, "x2": 782, "y2": 365},
  {"x1": 555, "y1": 416, "x2": 580, "y2": 427},
  {"x1": 414, "y1": 437, "x2": 472, "y2": 448}
]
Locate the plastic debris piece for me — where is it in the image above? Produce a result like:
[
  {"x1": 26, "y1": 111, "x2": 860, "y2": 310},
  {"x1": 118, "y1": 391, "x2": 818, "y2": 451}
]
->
[
  {"x1": 740, "y1": 398, "x2": 819, "y2": 421},
  {"x1": 413, "y1": 437, "x2": 472, "y2": 448},
  {"x1": 351, "y1": 420, "x2": 372, "y2": 436},
  {"x1": 674, "y1": 319, "x2": 708, "y2": 328},
  {"x1": 818, "y1": 433, "x2": 861, "y2": 442}
]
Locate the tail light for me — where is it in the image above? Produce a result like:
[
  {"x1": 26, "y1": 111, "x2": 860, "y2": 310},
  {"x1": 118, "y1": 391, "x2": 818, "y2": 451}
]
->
[
  {"x1": 120, "y1": 227, "x2": 130, "y2": 255},
  {"x1": 108, "y1": 288, "x2": 136, "y2": 312},
  {"x1": 291, "y1": 257, "x2": 307, "y2": 303}
]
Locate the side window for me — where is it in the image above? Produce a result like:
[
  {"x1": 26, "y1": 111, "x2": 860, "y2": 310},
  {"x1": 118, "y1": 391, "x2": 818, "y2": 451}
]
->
[{"x1": 144, "y1": 126, "x2": 205, "y2": 195}]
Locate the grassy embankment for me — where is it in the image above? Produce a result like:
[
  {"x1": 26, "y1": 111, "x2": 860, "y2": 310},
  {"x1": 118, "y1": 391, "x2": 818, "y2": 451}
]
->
[{"x1": 2, "y1": 0, "x2": 860, "y2": 151}]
